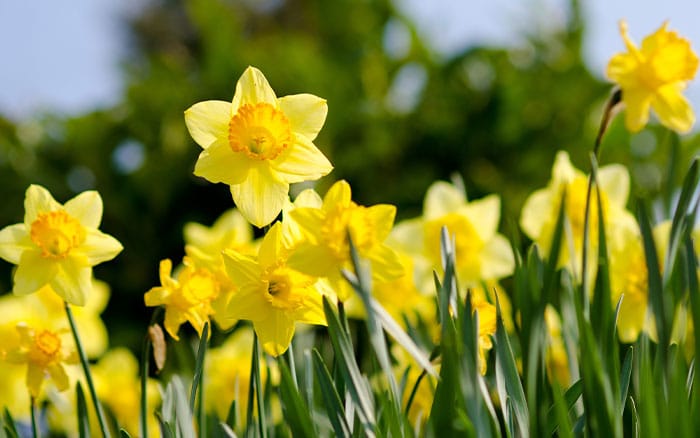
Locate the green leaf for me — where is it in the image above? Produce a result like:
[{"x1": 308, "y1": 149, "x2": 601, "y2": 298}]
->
[
  {"x1": 2, "y1": 408, "x2": 19, "y2": 438},
  {"x1": 664, "y1": 157, "x2": 699, "y2": 286},
  {"x1": 278, "y1": 359, "x2": 316, "y2": 437},
  {"x1": 312, "y1": 349, "x2": 352, "y2": 438},
  {"x1": 546, "y1": 379, "x2": 582, "y2": 435},
  {"x1": 619, "y1": 347, "x2": 633, "y2": 415},
  {"x1": 76, "y1": 382, "x2": 91, "y2": 438},
  {"x1": 119, "y1": 429, "x2": 132, "y2": 438},
  {"x1": 190, "y1": 322, "x2": 209, "y2": 412}
]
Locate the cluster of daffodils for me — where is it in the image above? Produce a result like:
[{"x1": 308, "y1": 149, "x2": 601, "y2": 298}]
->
[{"x1": 0, "y1": 18, "x2": 697, "y2": 435}]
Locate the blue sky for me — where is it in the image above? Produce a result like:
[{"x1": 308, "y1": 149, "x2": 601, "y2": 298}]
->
[{"x1": 1, "y1": 0, "x2": 699, "y2": 120}]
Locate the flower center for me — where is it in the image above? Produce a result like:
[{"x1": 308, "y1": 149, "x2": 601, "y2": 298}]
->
[
  {"x1": 30, "y1": 329, "x2": 62, "y2": 366},
  {"x1": 228, "y1": 103, "x2": 293, "y2": 160},
  {"x1": 30, "y1": 211, "x2": 86, "y2": 259},
  {"x1": 181, "y1": 267, "x2": 220, "y2": 305},
  {"x1": 264, "y1": 267, "x2": 309, "y2": 310}
]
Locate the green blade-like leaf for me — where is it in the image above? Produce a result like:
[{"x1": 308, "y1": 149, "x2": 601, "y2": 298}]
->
[
  {"x1": 77, "y1": 382, "x2": 91, "y2": 438},
  {"x1": 190, "y1": 322, "x2": 209, "y2": 412},
  {"x1": 619, "y1": 346, "x2": 633, "y2": 415},
  {"x1": 2, "y1": 408, "x2": 19, "y2": 438},
  {"x1": 546, "y1": 379, "x2": 582, "y2": 435},
  {"x1": 312, "y1": 349, "x2": 352, "y2": 438},
  {"x1": 119, "y1": 429, "x2": 132, "y2": 438},
  {"x1": 664, "y1": 157, "x2": 699, "y2": 286},
  {"x1": 278, "y1": 359, "x2": 316, "y2": 437}
]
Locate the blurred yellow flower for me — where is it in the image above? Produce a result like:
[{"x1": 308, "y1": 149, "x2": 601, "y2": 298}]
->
[
  {"x1": 288, "y1": 180, "x2": 403, "y2": 301},
  {"x1": 222, "y1": 223, "x2": 326, "y2": 356},
  {"x1": 544, "y1": 306, "x2": 570, "y2": 386},
  {"x1": 391, "y1": 181, "x2": 513, "y2": 289},
  {"x1": 93, "y1": 348, "x2": 161, "y2": 436},
  {"x1": 473, "y1": 298, "x2": 497, "y2": 375},
  {"x1": 185, "y1": 66, "x2": 333, "y2": 227},
  {"x1": 144, "y1": 257, "x2": 220, "y2": 340},
  {"x1": 607, "y1": 20, "x2": 698, "y2": 133},
  {"x1": 3, "y1": 323, "x2": 78, "y2": 397},
  {"x1": 184, "y1": 208, "x2": 256, "y2": 330},
  {"x1": 0, "y1": 185, "x2": 123, "y2": 306},
  {"x1": 520, "y1": 151, "x2": 637, "y2": 278}
]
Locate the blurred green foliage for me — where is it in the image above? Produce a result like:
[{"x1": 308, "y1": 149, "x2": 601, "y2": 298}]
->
[{"x1": 0, "y1": 0, "x2": 697, "y2": 348}]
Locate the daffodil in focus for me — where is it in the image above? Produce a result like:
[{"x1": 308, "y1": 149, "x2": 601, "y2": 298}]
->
[
  {"x1": 3, "y1": 323, "x2": 78, "y2": 397},
  {"x1": 184, "y1": 208, "x2": 255, "y2": 329},
  {"x1": 288, "y1": 180, "x2": 403, "y2": 301},
  {"x1": 144, "y1": 257, "x2": 220, "y2": 340},
  {"x1": 607, "y1": 20, "x2": 698, "y2": 133},
  {"x1": 391, "y1": 181, "x2": 513, "y2": 290},
  {"x1": 222, "y1": 222, "x2": 327, "y2": 356},
  {"x1": 185, "y1": 66, "x2": 333, "y2": 227},
  {"x1": 0, "y1": 185, "x2": 123, "y2": 306},
  {"x1": 520, "y1": 151, "x2": 637, "y2": 277}
]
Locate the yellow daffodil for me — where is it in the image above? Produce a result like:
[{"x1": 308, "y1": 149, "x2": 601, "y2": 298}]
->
[
  {"x1": 607, "y1": 20, "x2": 698, "y2": 133},
  {"x1": 185, "y1": 66, "x2": 333, "y2": 227},
  {"x1": 3, "y1": 323, "x2": 78, "y2": 397},
  {"x1": 222, "y1": 222, "x2": 326, "y2": 356},
  {"x1": 288, "y1": 180, "x2": 403, "y2": 301},
  {"x1": 144, "y1": 257, "x2": 220, "y2": 340},
  {"x1": 93, "y1": 348, "x2": 161, "y2": 436},
  {"x1": 391, "y1": 181, "x2": 513, "y2": 290},
  {"x1": 520, "y1": 151, "x2": 637, "y2": 278},
  {"x1": 472, "y1": 298, "x2": 497, "y2": 375},
  {"x1": 0, "y1": 185, "x2": 123, "y2": 306},
  {"x1": 544, "y1": 306, "x2": 570, "y2": 386},
  {"x1": 184, "y1": 209, "x2": 256, "y2": 330}
]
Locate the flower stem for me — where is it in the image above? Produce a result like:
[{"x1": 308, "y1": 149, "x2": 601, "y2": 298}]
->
[
  {"x1": 65, "y1": 302, "x2": 111, "y2": 438},
  {"x1": 253, "y1": 332, "x2": 268, "y2": 438},
  {"x1": 30, "y1": 396, "x2": 39, "y2": 438}
]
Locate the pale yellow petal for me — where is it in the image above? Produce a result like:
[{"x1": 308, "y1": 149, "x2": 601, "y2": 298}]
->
[
  {"x1": 230, "y1": 165, "x2": 289, "y2": 228},
  {"x1": 257, "y1": 223, "x2": 283, "y2": 268},
  {"x1": 80, "y1": 229, "x2": 123, "y2": 265},
  {"x1": 255, "y1": 311, "x2": 295, "y2": 357},
  {"x1": 231, "y1": 66, "x2": 278, "y2": 110},
  {"x1": 144, "y1": 286, "x2": 170, "y2": 307},
  {"x1": 278, "y1": 94, "x2": 328, "y2": 141},
  {"x1": 652, "y1": 83, "x2": 695, "y2": 133},
  {"x1": 26, "y1": 364, "x2": 45, "y2": 397},
  {"x1": 184, "y1": 100, "x2": 232, "y2": 148},
  {"x1": 293, "y1": 189, "x2": 323, "y2": 208},
  {"x1": 597, "y1": 164, "x2": 630, "y2": 208},
  {"x1": 14, "y1": 251, "x2": 58, "y2": 296},
  {"x1": 51, "y1": 260, "x2": 92, "y2": 306},
  {"x1": 194, "y1": 138, "x2": 250, "y2": 185},
  {"x1": 424, "y1": 181, "x2": 466, "y2": 219},
  {"x1": 287, "y1": 244, "x2": 338, "y2": 277},
  {"x1": 0, "y1": 223, "x2": 31, "y2": 264},
  {"x1": 289, "y1": 207, "x2": 325, "y2": 243},
  {"x1": 462, "y1": 194, "x2": 501, "y2": 242},
  {"x1": 366, "y1": 204, "x2": 396, "y2": 242},
  {"x1": 520, "y1": 189, "x2": 553, "y2": 241},
  {"x1": 388, "y1": 219, "x2": 425, "y2": 254},
  {"x1": 323, "y1": 180, "x2": 352, "y2": 211},
  {"x1": 225, "y1": 285, "x2": 270, "y2": 322},
  {"x1": 293, "y1": 290, "x2": 326, "y2": 326},
  {"x1": 365, "y1": 244, "x2": 404, "y2": 282},
  {"x1": 47, "y1": 364, "x2": 70, "y2": 392},
  {"x1": 64, "y1": 191, "x2": 103, "y2": 229},
  {"x1": 272, "y1": 135, "x2": 333, "y2": 183},
  {"x1": 551, "y1": 151, "x2": 578, "y2": 186},
  {"x1": 24, "y1": 184, "x2": 61, "y2": 226},
  {"x1": 479, "y1": 235, "x2": 515, "y2": 280}
]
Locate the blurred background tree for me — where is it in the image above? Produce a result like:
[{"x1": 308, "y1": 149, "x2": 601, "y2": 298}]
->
[{"x1": 0, "y1": 0, "x2": 694, "y2": 349}]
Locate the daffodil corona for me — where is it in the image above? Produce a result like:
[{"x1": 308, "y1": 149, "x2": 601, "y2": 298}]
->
[
  {"x1": 185, "y1": 66, "x2": 333, "y2": 227},
  {"x1": 607, "y1": 20, "x2": 699, "y2": 133},
  {"x1": 0, "y1": 185, "x2": 123, "y2": 306}
]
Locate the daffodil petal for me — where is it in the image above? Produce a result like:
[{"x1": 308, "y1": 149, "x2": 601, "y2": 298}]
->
[
  {"x1": 222, "y1": 251, "x2": 263, "y2": 285},
  {"x1": 224, "y1": 285, "x2": 270, "y2": 322},
  {"x1": 14, "y1": 251, "x2": 57, "y2": 296},
  {"x1": 462, "y1": 194, "x2": 500, "y2": 242},
  {"x1": 278, "y1": 93, "x2": 328, "y2": 141},
  {"x1": 255, "y1": 311, "x2": 295, "y2": 357},
  {"x1": 257, "y1": 223, "x2": 283, "y2": 268},
  {"x1": 287, "y1": 244, "x2": 337, "y2": 277},
  {"x1": 0, "y1": 224, "x2": 31, "y2": 264},
  {"x1": 232, "y1": 66, "x2": 278, "y2": 110},
  {"x1": 479, "y1": 235, "x2": 515, "y2": 280},
  {"x1": 184, "y1": 100, "x2": 232, "y2": 148},
  {"x1": 551, "y1": 151, "x2": 578, "y2": 185},
  {"x1": 598, "y1": 164, "x2": 630, "y2": 208},
  {"x1": 26, "y1": 364, "x2": 45, "y2": 397},
  {"x1": 366, "y1": 204, "x2": 396, "y2": 242},
  {"x1": 81, "y1": 229, "x2": 123, "y2": 265},
  {"x1": 164, "y1": 308, "x2": 186, "y2": 340},
  {"x1": 230, "y1": 165, "x2": 288, "y2": 228},
  {"x1": 388, "y1": 219, "x2": 425, "y2": 253},
  {"x1": 24, "y1": 185, "x2": 61, "y2": 226},
  {"x1": 293, "y1": 290, "x2": 326, "y2": 325},
  {"x1": 144, "y1": 286, "x2": 170, "y2": 307},
  {"x1": 519, "y1": 189, "x2": 552, "y2": 241},
  {"x1": 323, "y1": 180, "x2": 352, "y2": 210},
  {"x1": 288, "y1": 207, "x2": 324, "y2": 242},
  {"x1": 51, "y1": 260, "x2": 92, "y2": 305},
  {"x1": 273, "y1": 135, "x2": 333, "y2": 183},
  {"x1": 366, "y1": 244, "x2": 404, "y2": 282},
  {"x1": 194, "y1": 138, "x2": 251, "y2": 185},
  {"x1": 47, "y1": 364, "x2": 70, "y2": 391},
  {"x1": 64, "y1": 191, "x2": 103, "y2": 228},
  {"x1": 623, "y1": 88, "x2": 652, "y2": 133},
  {"x1": 652, "y1": 83, "x2": 695, "y2": 133},
  {"x1": 424, "y1": 181, "x2": 467, "y2": 219}
]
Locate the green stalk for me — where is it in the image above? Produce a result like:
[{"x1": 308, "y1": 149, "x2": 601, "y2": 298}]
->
[
  {"x1": 253, "y1": 333, "x2": 268, "y2": 438},
  {"x1": 30, "y1": 396, "x2": 39, "y2": 438},
  {"x1": 65, "y1": 302, "x2": 111, "y2": 438},
  {"x1": 286, "y1": 341, "x2": 298, "y2": 390}
]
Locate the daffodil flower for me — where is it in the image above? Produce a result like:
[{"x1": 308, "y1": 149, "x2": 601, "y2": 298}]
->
[
  {"x1": 3, "y1": 323, "x2": 78, "y2": 397},
  {"x1": 0, "y1": 185, "x2": 123, "y2": 306},
  {"x1": 185, "y1": 66, "x2": 333, "y2": 227},
  {"x1": 222, "y1": 222, "x2": 326, "y2": 356},
  {"x1": 288, "y1": 180, "x2": 403, "y2": 301},
  {"x1": 607, "y1": 20, "x2": 699, "y2": 133},
  {"x1": 144, "y1": 257, "x2": 220, "y2": 340}
]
